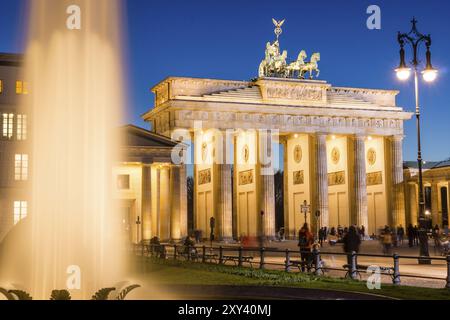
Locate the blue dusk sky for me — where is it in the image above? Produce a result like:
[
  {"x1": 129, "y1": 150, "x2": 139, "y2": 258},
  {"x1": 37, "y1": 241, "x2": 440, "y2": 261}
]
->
[{"x1": 0, "y1": 0, "x2": 449, "y2": 162}]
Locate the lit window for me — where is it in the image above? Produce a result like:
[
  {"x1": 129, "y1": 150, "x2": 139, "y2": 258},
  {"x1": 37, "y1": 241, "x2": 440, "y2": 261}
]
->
[
  {"x1": 17, "y1": 114, "x2": 27, "y2": 140},
  {"x1": 13, "y1": 201, "x2": 27, "y2": 225},
  {"x1": 117, "y1": 175, "x2": 130, "y2": 190},
  {"x1": 15, "y1": 154, "x2": 28, "y2": 181},
  {"x1": 16, "y1": 81, "x2": 28, "y2": 95},
  {"x1": 2, "y1": 113, "x2": 14, "y2": 139},
  {"x1": 0, "y1": 80, "x2": 3, "y2": 93}
]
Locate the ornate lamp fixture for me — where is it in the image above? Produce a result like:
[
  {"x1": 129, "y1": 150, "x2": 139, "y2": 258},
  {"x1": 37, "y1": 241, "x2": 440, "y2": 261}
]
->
[{"x1": 395, "y1": 18, "x2": 439, "y2": 264}]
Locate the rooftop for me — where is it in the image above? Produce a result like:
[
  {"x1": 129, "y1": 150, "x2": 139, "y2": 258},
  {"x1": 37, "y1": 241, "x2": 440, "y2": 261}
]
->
[{"x1": 0, "y1": 53, "x2": 23, "y2": 67}]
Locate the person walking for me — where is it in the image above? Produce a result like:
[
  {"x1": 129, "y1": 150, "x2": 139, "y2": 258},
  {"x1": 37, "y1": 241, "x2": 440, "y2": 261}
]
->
[
  {"x1": 397, "y1": 225, "x2": 405, "y2": 245},
  {"x1": 407, "y1": 224, "x2": 414, "y2": 248},
  {"x1": 298, "y1": 223, "x2": 314, "y2": 272},
  {"x1": 343, "y1": 225, "x2": 361, "y2": 266},
  {"x1": 413, "y1": 225, "x2": 419, "y2": 246},
  {"x1": 318, "y1": 227, "x2": 325, "y2": 246},
  {"x1": 382, "y1": 227, "x2": 392, "y2": 254}
]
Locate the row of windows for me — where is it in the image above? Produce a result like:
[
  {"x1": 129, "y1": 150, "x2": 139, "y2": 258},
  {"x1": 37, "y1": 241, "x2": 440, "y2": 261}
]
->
[
  {"x1": 0, "y1": 80, "x2": 29, "y2": 95},
  {"x1": 2, "y1": 113, "x2": 27, "y2": 140}
]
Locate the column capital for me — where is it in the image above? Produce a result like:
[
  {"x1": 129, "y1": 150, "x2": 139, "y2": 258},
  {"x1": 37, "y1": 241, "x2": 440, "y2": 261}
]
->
[
  {"x1": 354, "y1": 134, "x2": 367, "y2": 140},
  {"x1": 390, "y1": 135, "x2": 405, "y2": 142},
  {"x1": 315, "y1": 132, "x2": 328, "y2": 138}
]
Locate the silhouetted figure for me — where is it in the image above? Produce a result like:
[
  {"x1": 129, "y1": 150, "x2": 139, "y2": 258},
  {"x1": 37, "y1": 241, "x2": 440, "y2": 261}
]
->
[
  {"x1": 343, "y1": 226, "x2": 361, "y2": 265},
  {"x1": 298, "y1": 223, "x2": 314, "y2": 272}
]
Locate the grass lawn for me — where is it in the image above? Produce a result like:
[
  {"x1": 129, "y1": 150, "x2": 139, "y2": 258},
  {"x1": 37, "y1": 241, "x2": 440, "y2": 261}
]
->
[{"x1": 135, "y1": 258, "x2": 450, "y2": 300}]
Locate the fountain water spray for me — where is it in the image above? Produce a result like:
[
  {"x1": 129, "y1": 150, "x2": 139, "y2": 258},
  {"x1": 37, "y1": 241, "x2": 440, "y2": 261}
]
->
[{"x1": 0, "y1": 0, "x2": 128, "y2": 300}]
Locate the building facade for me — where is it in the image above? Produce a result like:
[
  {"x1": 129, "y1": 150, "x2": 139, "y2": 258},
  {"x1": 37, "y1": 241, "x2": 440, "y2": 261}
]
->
[
  {"x1": 143, "y1": 76, "x2": 413, "y2": 239},
  {"x1": 404, "y1": 160, "x2": 450, "y2": 229},
  {"x1": 0, "y1": 53, "x2": 30, "y2": 241},
  {"x1": 2, "y1": 51, "x2": 448, "y2": 244},
  {"x1": 0, "y1": 53, "x2": 188, "y2": 243}
]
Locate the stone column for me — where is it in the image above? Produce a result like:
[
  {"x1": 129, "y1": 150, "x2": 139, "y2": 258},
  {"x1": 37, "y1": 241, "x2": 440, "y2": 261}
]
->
[
  {"x1": 217, "y1": 131, "x2": 233, "y2": 241},
  {"x1": 152, "y1": 167, "x2": 161, "y2": 238},
  {"x1": 259, "y1": 130, "x2": 276, "y2": 239},
  {"x1": 141, "y1": 165, "x2": 152, "y2": 240},
  {"x1": 180, "y1": 164, "x2": 188, "y2": 237},
  {"x1": 315, "y1": 133, "x2": 329, "y2": 228},
  {"x1": 354, "y1": 135, "x2": 368, "y2": 231},
  {"x1": 409, "y1": 183, "x2": 418, "y2": 226},
  {"x1": 159, "y1": 165, "x2": 171, "y2": 240},
  {"x1": 170, "y1": 165, "x2": 181, "y2": 240},
  {"x1": 391, "y1": 136, "x2": 406, "y2": 227},
  {"x1": 281, "y1": 137, "x2": 290, "y2": 238},
  {"x1": 431, "y1": 182, "x2": 440, "y2": 227}
]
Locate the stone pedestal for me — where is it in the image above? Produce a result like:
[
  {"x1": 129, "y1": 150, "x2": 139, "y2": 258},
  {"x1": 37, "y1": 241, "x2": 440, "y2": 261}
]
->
[
  {"x1": 315, "y1": 133, "x2": 329, "y2": 228},
  {"x1": 354, "y1": 135, "x2": 368, "y2": 230}
]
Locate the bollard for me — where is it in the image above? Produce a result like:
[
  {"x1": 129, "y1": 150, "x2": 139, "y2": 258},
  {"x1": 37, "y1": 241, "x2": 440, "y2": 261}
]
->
[
  {"x1": 350, "y1": 251, "x2": 357, "y2": 280},
  {"x1": 173, "y1": 244, "x2": 177, "y2": 260},
  {"x1": 446, "y1": 255, "x2": 450, "y2": 289},
  {"x1": 285, "y1": 249, "x2": 291, "y2": 272},
  {"x1": 202, "y1": 245, "x2": 206, "y2": 263},
  {"x1": 393, "y1": 253, "x2": 401, "y2": 285},
  {"x1": 260, "y1": 247, "x2": 266, "y2": 270},
  {"x1": 238, "y1": 247, "x2": 243, "y2": 267},
  {"x1": 313, "y1": 248, "x2": 321, "y2": 276},
  {"x1": 187, "y1": 246, "x2": 191, "y2": 261},
  {"x1": 219, "y1": 246, "x2": 224, "y2": 265}
]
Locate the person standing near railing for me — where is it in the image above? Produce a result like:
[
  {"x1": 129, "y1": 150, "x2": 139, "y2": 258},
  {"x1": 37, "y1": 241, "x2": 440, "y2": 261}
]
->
[
  {"x1": 298, "y1": 223, "x2": 314, "y2": 272},
  {"x1": 343, "y1": 226, "x2": 361, "y2": 266}
]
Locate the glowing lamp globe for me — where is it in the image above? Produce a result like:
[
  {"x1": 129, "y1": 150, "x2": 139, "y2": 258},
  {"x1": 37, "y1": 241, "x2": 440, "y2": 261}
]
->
[
  {"x1": 395, "y1": 67, "x2": 411, "y2": 81},
  {"x1": 422, "y1": 68, "x2": 438, "y2": 82}
]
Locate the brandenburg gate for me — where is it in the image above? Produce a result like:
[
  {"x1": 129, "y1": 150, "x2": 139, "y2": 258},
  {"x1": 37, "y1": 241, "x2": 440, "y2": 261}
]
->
[{"x1": 142, "y1": 20, "x2": 413, "y2": 240}]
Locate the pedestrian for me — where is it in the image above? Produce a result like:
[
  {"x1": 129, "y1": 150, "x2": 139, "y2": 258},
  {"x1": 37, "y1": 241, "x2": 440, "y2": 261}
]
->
[
  {"x1": 433, "y1": 224, "x2": 440, "y2": 238},
  {"x1": 194, "y1": 229, "x2": 202, "y2": 243},
  {"x1": 330, "y1": 227, "x2": 336, "y2": 236},
  {"x1": 360, "y1": 225, "x2": 366, "y2": 239},
  {"x1": 298, "y1": 223, "x2": 314, "y2": 272},
  {"x1": 343, "y1": 225, "x2": 361, "y2": 266},
  {"x1": 407, "y1": 224, "x2": 414, "y2": 248},
  {"x1": 397, "y1": 225, "x2": 405, "y2": 245},
  {"x1": 382, "y1": 227, "x2": 392, "y2": 254},
  {"x1": 413, "y1": 225, "x2": 419, "y2": 246},
  {"x1": 318, "y1": 227, "x2": 324, "y2": 246}
]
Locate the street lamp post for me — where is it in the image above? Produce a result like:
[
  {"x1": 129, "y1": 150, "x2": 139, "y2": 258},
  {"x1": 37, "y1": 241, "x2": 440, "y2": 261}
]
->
[
  {"x1": 136, "y1": 216, "x2": 141, "y2": 245},
  {"x1": 395, "y1": 18, "x2": 438, "y2": 264},
  {"x1": 301, "y1": 200, "x2": 310, "y2": 225}
]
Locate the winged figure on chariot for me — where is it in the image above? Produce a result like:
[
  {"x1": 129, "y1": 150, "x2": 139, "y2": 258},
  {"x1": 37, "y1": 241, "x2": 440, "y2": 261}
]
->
[{"x1": 258, "y1": 19, "x2": 320, "y2": 80}]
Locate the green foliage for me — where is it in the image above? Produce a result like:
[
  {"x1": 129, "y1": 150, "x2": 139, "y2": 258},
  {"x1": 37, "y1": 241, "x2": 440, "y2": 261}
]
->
[
  {"x1": 50, "y1": 290, "x2": 72, "y2": 300},
  {"x1": 9, "y1": 290, "x2": 33, "y2": 300},
  {"x1": 0, "y1": 288, "x2": 15, "y2": 300},
  {"x1": 91, "y1": 287, "x2": 116, "y2": 300},
  {"x1": 116, "y1": 284, "x2": 141, "y2": 300}
]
